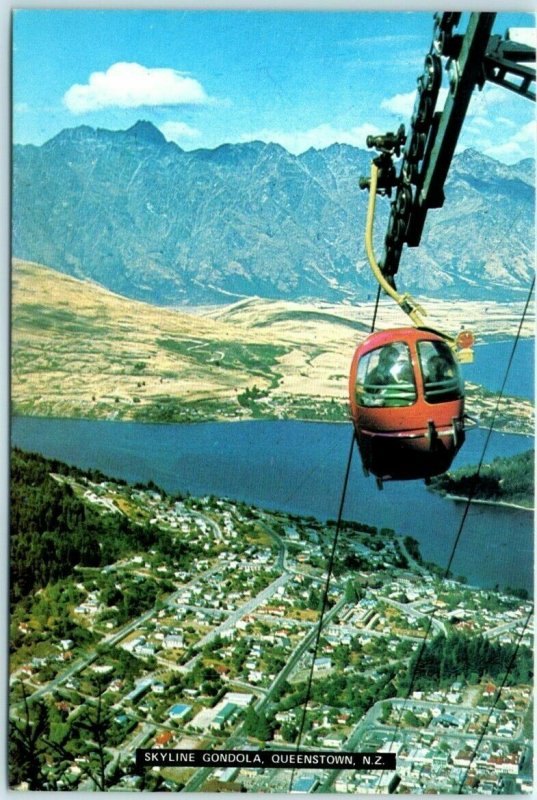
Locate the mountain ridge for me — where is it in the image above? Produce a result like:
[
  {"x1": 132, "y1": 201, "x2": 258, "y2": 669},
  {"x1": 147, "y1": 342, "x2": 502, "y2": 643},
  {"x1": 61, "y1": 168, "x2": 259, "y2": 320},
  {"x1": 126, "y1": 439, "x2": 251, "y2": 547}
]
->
[{"x1": 12, "y1": 121, "x2": 535, "y2": 306}]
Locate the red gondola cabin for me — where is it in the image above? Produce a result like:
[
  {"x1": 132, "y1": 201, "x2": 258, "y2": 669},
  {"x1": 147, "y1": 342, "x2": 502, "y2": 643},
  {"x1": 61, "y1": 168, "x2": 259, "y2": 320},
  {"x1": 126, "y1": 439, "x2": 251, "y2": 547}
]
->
[{"x1": 349, "y1": 327, "x2": 465, "y2": 481}]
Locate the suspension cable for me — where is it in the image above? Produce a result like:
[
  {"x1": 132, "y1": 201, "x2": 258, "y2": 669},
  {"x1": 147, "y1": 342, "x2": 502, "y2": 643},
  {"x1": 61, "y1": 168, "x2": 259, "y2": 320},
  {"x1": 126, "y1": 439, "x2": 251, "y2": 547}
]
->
[
  {"x1": 457, "y1": 602, "x2": 534, "y2": 794},
  {"x1": 288, "y1": 430, "x2": 356, "y2": 791},
  {"x1": 287, "y1": 245, "x2": 394, "y2": 788},
  {"x1": 288, "y1": 186, "x2": 533, "y2": 794},
  {"x1": 440, "y1": 276, "x2": 534, "y2": 578},
  {"x1": 288, "y1": 165, "x2": 387, "y2": 788},
  {"x1": 382, "y1": 276, "x2": 535, "y2": 779},
  {"x1": 370, "y1": 284, "x2": 382, "y2": 333}
]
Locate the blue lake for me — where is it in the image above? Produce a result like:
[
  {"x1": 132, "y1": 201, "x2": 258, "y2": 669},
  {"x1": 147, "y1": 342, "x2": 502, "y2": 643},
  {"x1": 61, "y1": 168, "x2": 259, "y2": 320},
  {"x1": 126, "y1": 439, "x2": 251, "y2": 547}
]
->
[
  {"x1": 11, "y1": 416, "x2": 534, "y2": 595},
  {"x1": 461, "y1": 336, "x2": 534, "y2": 400}
]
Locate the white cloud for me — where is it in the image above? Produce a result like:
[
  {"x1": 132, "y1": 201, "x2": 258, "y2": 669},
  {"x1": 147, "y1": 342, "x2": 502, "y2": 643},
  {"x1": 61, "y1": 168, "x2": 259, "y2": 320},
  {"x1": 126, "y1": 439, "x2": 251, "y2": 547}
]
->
[
  {"x1": 463, "y1": 85, "x2": 506, "y2": 124},
  {"x1": 512, "y1": 121, "x2": 536, "y2": 144},
  {"x1": 381, "y1": 80, "x2": 526, "y2": 127},
  {"x1": 484, "y1": 140, "x2": 526, "y2": 162},
  {"x1": 381, "y1": 87, "x2": 449, "y2": 119},
  {"x1": 160, "y1": 121, "x2": 201, "y2": 143},
  {"x1": 238, "y1": 122, "x2": 382, "y2": 154},
  {"x1": 63, "y1": 62, "x2": 209, "y2": 114},
  {"x1": 467, "y1": 115, "x2": 495, "y2": 130},
  {"x1": 482, "y1": 122, "x2": 536, "y2": 163},
  {"x1": 496, "y1": 116, "x2": 518, "y2": 129},
  {"x1": 380, "y1": 90, "x2": 415, "y2": 117},
  {"x1": 475, "y1": 84, "x2": 511, "y2": 107},
  {"x1": 350, "y1": 34, "x2": 424, "y2": 48}
]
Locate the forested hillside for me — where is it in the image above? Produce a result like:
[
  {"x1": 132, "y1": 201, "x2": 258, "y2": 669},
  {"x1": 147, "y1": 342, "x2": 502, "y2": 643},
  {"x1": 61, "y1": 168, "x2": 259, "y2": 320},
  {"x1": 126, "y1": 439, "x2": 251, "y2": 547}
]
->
[
  {"x1": 430, "y1": 449, "x2": 534, "y2": 508},
  {"x1": 10, "y1": 449, "x2": 167, "y2": 607}
]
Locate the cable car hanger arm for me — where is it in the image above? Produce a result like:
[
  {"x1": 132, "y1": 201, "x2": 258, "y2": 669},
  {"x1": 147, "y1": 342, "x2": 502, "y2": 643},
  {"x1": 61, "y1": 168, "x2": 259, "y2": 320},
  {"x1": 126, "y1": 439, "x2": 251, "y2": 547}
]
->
[
  {"x1": 364, "y1": 160, "x2": 428, "y2": 330},
  {"x1": 364, "y1": 158, "x2": 461, "y2": 348}
]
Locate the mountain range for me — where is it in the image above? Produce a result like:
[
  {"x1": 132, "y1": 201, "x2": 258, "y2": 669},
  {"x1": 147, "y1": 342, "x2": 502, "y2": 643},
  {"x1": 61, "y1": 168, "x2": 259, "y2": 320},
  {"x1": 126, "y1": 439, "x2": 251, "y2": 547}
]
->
[{"x1": 12, "y1": 120, "x2": 535, "y2": 305}]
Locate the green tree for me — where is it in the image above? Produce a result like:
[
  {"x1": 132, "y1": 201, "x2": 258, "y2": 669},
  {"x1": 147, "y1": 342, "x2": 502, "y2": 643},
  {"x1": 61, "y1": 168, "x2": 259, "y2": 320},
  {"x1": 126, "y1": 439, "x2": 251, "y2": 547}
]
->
[
  {"x1": 72, "y1": 679, "x2": 113, "y2": 791},
  {"x1": 281, "y1": 722, "x2": 298, "y2": 743},
  {"x1": 9, "y1": 687, "x2": 50, "y2": 789},
  {"x1": 403, "y1": 710, "x2": 420, "y2": 727}
]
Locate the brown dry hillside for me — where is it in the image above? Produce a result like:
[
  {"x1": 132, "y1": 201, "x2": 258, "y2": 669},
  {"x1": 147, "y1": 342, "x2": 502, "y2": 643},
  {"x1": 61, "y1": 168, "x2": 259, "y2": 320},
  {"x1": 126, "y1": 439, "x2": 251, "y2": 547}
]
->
[
  {"x1": 11, "y1": 258, "x2": 534, "y2": 429},
  {"x1": 11, "y1": 259, "x2": 367, "y2": 422}
]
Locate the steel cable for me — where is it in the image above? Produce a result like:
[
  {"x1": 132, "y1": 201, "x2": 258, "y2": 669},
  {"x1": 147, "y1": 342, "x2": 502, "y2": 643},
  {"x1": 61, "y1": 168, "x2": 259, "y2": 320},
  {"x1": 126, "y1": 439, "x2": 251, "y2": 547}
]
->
[
  {"x1": 288, "y1": 430, "x2": 356, "y2": 791},
  {"x1": 456, "y1": 602, "x2": 534, "y2": 794},
  {"x1": 381, "y1": 276, "x2": 534, "y2": 790}
]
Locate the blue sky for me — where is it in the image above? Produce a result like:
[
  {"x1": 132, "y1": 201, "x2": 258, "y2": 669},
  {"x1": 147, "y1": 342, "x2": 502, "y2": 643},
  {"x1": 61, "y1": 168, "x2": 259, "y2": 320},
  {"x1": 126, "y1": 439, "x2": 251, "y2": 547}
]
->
[{"x1": 12, "y1": 9, "x2": 536, "y2": 163}]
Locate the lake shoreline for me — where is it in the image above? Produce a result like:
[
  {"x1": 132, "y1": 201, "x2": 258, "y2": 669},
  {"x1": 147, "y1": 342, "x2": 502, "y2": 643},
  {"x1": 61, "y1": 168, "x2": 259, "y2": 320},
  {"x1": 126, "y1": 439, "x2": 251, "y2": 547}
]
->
[
  {"x1": 441, "y1": 492, "x2": 534, "y2": 512},
  {"x1": 9, "y1": 412, "x2": 536, "y2": 437},
  {"x1": 11, "y1": 416, "x2": 534, "y2": 594}
]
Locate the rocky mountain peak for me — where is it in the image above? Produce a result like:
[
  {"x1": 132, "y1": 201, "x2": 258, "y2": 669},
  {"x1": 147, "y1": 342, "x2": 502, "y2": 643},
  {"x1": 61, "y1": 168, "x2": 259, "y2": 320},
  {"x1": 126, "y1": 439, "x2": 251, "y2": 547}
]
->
[{"x1": 125, "y1": 120, "x2": 167, "y2": 146}]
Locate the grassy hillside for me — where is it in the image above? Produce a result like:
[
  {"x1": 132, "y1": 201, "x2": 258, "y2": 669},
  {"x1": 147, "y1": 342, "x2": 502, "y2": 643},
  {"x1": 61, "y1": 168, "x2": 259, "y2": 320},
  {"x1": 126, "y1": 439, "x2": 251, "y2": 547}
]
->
[
  {"x1": 12, "y1": 259, "x2": 361, "y2": 422},
  {"x1": 11, "y1": 259, "x2": 534, "y2": 429}
]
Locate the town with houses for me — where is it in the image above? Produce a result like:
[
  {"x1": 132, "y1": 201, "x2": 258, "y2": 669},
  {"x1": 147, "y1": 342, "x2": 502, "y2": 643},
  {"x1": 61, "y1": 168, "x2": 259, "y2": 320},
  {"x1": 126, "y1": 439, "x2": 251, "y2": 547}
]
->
[{"x1": 9, "y1": 473, "x2": 534, "y2": 794}]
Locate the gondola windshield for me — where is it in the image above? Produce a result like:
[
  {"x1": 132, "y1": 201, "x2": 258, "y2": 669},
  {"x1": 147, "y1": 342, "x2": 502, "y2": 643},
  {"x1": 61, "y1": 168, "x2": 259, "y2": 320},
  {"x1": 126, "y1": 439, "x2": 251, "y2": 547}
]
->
[
  {"x1": 356, "y1": 343, "x2": 416, "y2": 408},
  {"x1": 418, "y1": 340, "x2": 463, "y2": 404}
]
